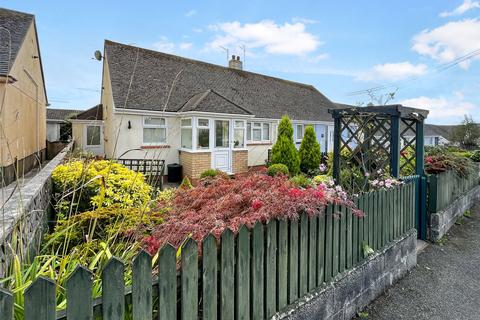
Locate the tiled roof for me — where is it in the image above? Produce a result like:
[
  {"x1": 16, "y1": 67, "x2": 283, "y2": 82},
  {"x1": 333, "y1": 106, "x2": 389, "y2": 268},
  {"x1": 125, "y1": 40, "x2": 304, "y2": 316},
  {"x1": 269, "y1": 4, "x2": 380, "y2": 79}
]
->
[
  {"x1": 73, "y1": 104, "x2": 103, "y2": 121},
  {"x1": 0, "y1": 8, "x2": 34, "y2": 75},
  {"x1": 46, "y1": 108, "x2": 82, "y2": 121},
  {"x1": 178, "y1": 89, "x2": 252, "y2": 115},
  {"x1": 104, "y1": 40, "x2": 339, "y2": 121}
]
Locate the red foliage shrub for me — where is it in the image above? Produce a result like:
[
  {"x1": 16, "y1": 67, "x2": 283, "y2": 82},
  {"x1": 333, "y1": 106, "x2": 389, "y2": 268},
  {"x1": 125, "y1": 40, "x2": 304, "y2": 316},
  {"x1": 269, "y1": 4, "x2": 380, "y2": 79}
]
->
[{"x1": 143, "y1": 173, "x2": 363, "y2": 250}]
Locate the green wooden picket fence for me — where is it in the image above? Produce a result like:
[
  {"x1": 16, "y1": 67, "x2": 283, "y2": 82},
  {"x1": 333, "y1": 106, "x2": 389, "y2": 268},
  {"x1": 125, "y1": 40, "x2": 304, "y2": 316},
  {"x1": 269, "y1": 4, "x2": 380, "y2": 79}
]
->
[
  {"x1": 0, "y1": 181, "x2": 417, "y2": 320},
  {"x1": 428, "y1": 167, "x2": 480, "y2": 213}
]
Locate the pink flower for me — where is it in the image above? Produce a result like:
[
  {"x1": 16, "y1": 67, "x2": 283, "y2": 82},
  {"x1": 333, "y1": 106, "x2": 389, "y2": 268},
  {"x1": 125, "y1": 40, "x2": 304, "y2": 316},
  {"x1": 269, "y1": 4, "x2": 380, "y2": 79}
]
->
[
  {"x1": 288, "y1": 188, "x2": 303, "y2": 198},
  {"x1": 252, "y1": 199, "x2": 263, "y2": 210}
]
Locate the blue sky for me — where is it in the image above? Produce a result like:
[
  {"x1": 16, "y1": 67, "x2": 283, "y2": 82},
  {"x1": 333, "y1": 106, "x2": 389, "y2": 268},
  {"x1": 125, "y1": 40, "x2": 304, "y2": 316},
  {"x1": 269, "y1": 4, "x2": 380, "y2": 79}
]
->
[{"x1": 3, "y1": 0, "x2": 480, "y2": 124}]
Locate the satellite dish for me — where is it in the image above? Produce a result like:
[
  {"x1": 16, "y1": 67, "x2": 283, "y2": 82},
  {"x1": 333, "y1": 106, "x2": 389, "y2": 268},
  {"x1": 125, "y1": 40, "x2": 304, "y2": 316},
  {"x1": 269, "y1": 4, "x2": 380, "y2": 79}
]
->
[{"x1": 94, "y1": 50, "x2": 103, "y2": 61}]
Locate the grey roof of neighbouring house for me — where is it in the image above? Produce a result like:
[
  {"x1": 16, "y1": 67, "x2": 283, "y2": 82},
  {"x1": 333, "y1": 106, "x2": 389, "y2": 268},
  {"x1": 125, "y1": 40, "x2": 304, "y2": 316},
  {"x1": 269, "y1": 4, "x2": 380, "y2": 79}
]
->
[
  {"x1": 0, "y1": 8, "x2": 34, "y2": 75},
  {"x1": 104, "y1": 40, "x2": 340, "y2": 121},
  {"x1": 46, "y1": 108, "x2": 82, "y2": 121},
  {"x1": 72, "y1": 104, "x2": 103, "y2": 121}
]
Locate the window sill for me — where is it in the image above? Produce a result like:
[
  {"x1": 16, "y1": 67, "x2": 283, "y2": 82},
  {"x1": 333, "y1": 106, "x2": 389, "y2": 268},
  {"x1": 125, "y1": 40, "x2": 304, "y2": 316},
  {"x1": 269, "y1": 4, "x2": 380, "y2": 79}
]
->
[
  {"x1": 247, "y1": 142, "x2": 272, "y2": 146},
  {"x1": 141, "y1": 145, "x2": 170, "y2": 149}
]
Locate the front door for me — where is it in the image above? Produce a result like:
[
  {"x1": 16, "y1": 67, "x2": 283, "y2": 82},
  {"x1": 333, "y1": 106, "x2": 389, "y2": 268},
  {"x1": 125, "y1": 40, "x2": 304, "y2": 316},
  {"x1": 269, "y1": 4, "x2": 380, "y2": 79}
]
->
[{"x1": 213, "y1": 119, "x2": 232, "y2": 173}]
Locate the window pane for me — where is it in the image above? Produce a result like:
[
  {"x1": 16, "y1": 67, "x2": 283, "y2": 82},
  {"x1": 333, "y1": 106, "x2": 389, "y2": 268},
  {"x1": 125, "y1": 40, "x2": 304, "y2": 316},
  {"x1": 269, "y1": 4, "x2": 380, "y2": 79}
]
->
[
  {"x1": 143, "y1": 128, "x2": 166, "y2": 143},
  {"x1": 198, "y1": 119, "x2": 209, "y2": 127},
  {"x1": 296, "y1": 125, "x2": 303, "y2": 140},
  {"x1": 198, "y1": 128, "x2": 210, "y2": 148},
  {"x1": 234, "y1": 128, "x2": 244, "y2": 148},
  {"x1": 86, "y1": 126, "x2": 100, "y2": 145},
  {"x1": 252, "y1": 128, "x2": 261, "y2": 141},
  {"x1": 145, "y1": 117, "x2": 165, "y2": 126},
  {"x1": 263, "y1": 123, "x2": 270, "y2": 140},
  {"x1": 181, "y1": 118, "x2": 191, "y2": 127},
  {"x1": 235, "y1": 120, "x2": 244, "y2": 128},
  {"x1": 253, "y1": 122, "x2": 261, "y2": 128},
  {"x1": 181, "y1": 128, "x2": 192, "y2": 148},
  {"x1": 247, "y1": 122, "x2": 251, "y2": 140},
  {"x1": 215, "y1": 120, "x2": 229, "y2": 148}
]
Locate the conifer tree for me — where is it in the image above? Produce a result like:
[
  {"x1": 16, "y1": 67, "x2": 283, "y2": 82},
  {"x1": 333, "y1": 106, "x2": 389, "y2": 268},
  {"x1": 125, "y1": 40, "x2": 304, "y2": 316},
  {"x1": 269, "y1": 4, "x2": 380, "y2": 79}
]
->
[
  {"x1": 299, "y1": 125, "x2": 321, "y2": 174},
  {"x1": 271, "y1": 115, "x2": 300, "y2": 175}
]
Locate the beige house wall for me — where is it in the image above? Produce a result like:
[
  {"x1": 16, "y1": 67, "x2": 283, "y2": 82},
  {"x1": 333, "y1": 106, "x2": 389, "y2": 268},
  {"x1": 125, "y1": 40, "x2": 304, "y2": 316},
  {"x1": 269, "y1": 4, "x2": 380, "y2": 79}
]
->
[
  {"x1": 101, "y1": 59, "x2": 116, "y2": 158},
  {"x1": 106, "y1": 113, "x2": 181, "y2": 166},
  {"x1": 0, "y1": 21, "x2": 47, "y2": 167},
  {"x1": 72, "y1": 122, "x2": 84, "y2": 148}
]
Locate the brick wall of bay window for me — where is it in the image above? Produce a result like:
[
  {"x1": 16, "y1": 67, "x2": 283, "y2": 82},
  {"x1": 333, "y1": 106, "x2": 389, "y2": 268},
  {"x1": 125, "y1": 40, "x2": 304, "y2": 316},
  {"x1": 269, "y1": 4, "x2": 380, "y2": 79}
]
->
[
  {"x1": 232, "y1": 150, "x2": 248, "y2": 174},
  {"x1": 179, "y1": 151, "x2": 211, "y2": 179}
]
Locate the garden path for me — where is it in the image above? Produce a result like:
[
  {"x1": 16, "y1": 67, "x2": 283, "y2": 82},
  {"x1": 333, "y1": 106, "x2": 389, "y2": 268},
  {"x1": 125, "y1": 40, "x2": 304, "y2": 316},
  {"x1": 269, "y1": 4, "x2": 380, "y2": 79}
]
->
[{"x1": 356, "y1": 204, "x2": 480, "y2": 320}]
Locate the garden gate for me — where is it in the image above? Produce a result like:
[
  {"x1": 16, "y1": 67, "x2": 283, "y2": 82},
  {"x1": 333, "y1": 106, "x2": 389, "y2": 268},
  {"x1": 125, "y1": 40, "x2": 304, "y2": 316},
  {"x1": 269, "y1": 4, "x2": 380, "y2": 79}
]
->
[{"x1": 329, "y1": 104, "x2": 430, "y2": 239}]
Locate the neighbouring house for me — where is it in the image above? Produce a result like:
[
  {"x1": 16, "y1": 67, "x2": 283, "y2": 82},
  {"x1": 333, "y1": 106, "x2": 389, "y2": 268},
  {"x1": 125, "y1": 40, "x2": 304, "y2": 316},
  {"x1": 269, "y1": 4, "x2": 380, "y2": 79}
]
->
[
  {"x1": 98, "y1": 40, "x2": 341, "y2": 179},
  {"x1": 70, "y1": 104, "x2": 104, "y2": 155},
  {"x1": 0, "y1": 8, "x2": 48, "y2": 185},
  {"x1": 423, "y1": 124, "x2": 451, "y2": 146},
  {"x1": 46, "y1": 108, "x2": 81, "y2": 142}
]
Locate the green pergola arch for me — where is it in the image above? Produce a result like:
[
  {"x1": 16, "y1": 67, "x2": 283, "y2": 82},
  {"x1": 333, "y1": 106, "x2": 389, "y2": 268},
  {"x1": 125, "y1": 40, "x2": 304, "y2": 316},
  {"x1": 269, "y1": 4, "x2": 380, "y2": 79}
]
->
[{"x1": 328, "y1": 105, "x2": 429, "y2": 192}]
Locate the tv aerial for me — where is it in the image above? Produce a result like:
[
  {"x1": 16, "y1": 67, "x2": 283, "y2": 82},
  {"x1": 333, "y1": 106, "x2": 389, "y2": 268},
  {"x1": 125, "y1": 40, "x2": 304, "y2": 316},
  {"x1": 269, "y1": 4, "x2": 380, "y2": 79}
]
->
[{"x1": 93, "y1": 50, "x2": 103, "y2": 61}]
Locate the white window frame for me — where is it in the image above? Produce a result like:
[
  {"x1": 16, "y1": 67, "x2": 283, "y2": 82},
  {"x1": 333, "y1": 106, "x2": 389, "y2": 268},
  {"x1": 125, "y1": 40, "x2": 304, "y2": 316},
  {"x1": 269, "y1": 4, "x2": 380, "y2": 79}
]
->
[
  {"x1": 295, "y1": 124, "x2": 304, "y2": 143},
  {"x1": 181, "y1": 117, "x2": 193, "y2": 149},
  {"x1": 233, "y1": 120, "x2": 246, "y2": 149},
  {"x1": 143, "y1": 116, "x2": 167, "y2": 145},
  {"x1": 247, "y1": 121, "x2": 271, "y2": 142},
  {"x1": 85, "y1": 125, "x2": 102, "y2": 147},
  {"x1": 197, "y1": 118, "x2": 210, "y2": 150}
]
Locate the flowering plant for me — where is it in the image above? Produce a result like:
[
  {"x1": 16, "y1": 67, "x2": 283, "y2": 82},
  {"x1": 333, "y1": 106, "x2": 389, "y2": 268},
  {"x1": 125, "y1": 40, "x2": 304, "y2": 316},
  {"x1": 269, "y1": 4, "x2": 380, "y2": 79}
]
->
[
  {"x1": 143, "y1": 172, "x2": 363, "y2": 252},
  {"x1": 367, "y1": 169, "x2": 403, "y2": 190}
]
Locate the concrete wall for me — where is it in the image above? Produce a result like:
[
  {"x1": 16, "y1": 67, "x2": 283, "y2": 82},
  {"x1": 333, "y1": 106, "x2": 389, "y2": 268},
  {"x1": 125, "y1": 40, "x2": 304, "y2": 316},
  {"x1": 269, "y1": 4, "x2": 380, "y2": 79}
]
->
[
  {"x1": 429, "y1": 185, "x2": 480, "y2": 241},
  {"x1": 274, "y1": 229, "x2": 417, "y2": 320},
  {"x1": 0, "y1": 143, "x2": 72, "y2": 277},
  {"x1": 0, "y1": 21, "x2": 47, "y2": 168}
]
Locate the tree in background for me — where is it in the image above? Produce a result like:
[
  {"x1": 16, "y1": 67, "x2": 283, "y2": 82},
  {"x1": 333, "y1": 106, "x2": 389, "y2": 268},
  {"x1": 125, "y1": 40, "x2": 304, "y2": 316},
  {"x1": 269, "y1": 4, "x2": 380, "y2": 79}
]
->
[
  {"x1": 299, "y1": 126, "x2": 321, "y2": 175},
  {"x1": 451, "y1": 115, "x2": 480, "y2": 150},
  {"x1": 270, "y1": 115, "x2": 300, "y2": 175}
]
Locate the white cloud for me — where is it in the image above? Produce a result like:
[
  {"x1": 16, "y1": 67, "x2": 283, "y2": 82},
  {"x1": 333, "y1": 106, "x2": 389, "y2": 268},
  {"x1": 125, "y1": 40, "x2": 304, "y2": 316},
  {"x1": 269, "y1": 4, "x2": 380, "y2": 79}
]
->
[
  {"x1": 412, "y1": 19, "x2": 480, "y2": 69},
  {"x1": 292, "y1": 17, "x2": 318, "y2": 24},
  {"x1": 185, "y1": 10, "x2": 197, "y2": 17},
  {"x1": 309, "y1": 53, "x2": 329, "y2": 62},
  {"x1": 152, "y1": 37, "x2": 192, "y2": 53},
  {"x1": 192, "y1": 28, "x2": 203, "y2": 33},
  {"x1": 357, "y1": 62, "x2": 428, "y2": 81},
  {"x1": 152, "y1": 36, "x2": 175, "y2": 53},
  {"x1": 179, "y1": 42, "x2": 193, "y2": 50},
  {"x1": 440, "y1": 0, "x2": 480, "y2": 17},
  {"x1": 207, "y1": 20, "x2": 322, "y2": 56},
  {"x1": 400, "y1": 96, "x2": 476, "y2": 120}
]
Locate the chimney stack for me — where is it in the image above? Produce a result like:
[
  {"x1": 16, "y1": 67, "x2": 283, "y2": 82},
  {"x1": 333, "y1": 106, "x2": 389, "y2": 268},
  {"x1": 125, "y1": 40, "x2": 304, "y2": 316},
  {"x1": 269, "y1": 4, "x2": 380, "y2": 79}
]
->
[{"x1": 228, "y1": 55, "x2": 243, "y2": 70}]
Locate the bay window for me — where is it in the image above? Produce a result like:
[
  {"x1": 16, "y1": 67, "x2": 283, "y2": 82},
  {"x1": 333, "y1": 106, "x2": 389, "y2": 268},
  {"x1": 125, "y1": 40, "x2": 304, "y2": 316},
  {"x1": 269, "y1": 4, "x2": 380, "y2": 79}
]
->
[
  {"x1": 181, "y1": 118, "x2": 192, "y2": 149},
  {"x1": 143, "y1": 117, "x2": 166, "y2": 145},
  {"x1": 234, "y1": 120, "x2": 245, "y2": 148},
  {"x1": 197, "y1": 118, "x2": 210, "y2": 149}
]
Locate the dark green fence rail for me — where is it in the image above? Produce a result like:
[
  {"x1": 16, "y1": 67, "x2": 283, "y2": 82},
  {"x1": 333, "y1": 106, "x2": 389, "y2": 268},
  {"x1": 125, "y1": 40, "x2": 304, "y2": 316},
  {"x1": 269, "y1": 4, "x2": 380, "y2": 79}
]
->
[
  {"x1": 428, "y1": 168, "x2": 480, "y2": 213},
  {"x1": 0, "y1": 181, "x2": 417, "y2": 320}
]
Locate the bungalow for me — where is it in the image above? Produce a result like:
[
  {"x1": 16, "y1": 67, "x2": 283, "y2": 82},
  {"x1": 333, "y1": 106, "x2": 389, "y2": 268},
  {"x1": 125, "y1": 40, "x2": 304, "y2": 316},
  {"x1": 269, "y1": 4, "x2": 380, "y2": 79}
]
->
[
  {"x1": 92, "y1": 40, "x2": 341, "y2": 179},
  {"x1": 46, "y1": 108, "x2": 81, "y2": 142},
  {"x1": 0, "y1": 8, "x2": 48, "y2": 185}
]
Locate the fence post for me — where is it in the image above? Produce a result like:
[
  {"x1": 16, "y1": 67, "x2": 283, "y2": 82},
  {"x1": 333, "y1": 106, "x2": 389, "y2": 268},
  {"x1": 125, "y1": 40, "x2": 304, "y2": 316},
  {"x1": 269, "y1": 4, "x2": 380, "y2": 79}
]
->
[
  {"x1": 66, "y1": 265, "x2": 93, "y2": 319},
  {"x1": 0, "y1": 288, "x2": 13, "y2": 320},
  {"x1": 24, "y1": 276, "x2": 56, "y2": 320}
]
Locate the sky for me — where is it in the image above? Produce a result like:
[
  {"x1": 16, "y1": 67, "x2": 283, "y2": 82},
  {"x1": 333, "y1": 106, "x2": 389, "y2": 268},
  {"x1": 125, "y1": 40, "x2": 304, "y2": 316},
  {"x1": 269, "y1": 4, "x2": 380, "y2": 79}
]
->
[{"x1": 3, "y1": 0, "x2": 480, "y2": 124}]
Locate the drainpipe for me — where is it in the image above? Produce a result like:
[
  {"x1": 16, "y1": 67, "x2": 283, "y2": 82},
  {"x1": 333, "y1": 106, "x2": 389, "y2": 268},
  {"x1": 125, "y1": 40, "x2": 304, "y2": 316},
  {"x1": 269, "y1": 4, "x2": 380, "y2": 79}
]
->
[{"x1": 23, "y1": 68, "x2": 40, "y2": 162}]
